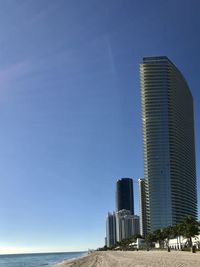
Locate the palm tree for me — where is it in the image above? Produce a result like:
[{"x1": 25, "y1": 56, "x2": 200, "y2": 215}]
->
[
  {"x1": 162, "y1": 226, "x2": 174, "y2": 251},
  {"x1": 145, "y1": 232, "x2": 156, "y2": 249},
  {"x1": 173, "y1": 223, "x2": 184, "y2": 250},
  {"x1": 180, "y1": 216, "x2": 199, "y2": 250},
  {"x1": 153, "y1": 229, "x2": 166, "y2": 249}
]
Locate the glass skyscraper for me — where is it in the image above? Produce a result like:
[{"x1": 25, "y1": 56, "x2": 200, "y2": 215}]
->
[
  {"x1": 140, "y1": 56, "x2": 197, "y2": 233},
  {"x1": 116, "y1": 178, "x2": 134, "y2": 214}
]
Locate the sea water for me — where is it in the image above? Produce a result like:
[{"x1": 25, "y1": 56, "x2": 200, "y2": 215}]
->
[{"x1": 0, "y1": 251, "x2": 86, "y2": 267}]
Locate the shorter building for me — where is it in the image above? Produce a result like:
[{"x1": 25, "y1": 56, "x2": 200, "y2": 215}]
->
[
  {"x1": 106, "y1": 212, "x2": 116, "y2": 247},
  {"x1": 106, "y1": 178, "x2": 139, "y2": 247},
  {"x1": 115, "y1": 209, "x2": 140, "y2": 242},
  {"x1": 154, "y1": 235, "x2": 200, "y2": 250},
  {"x1": 130, "y1": 238, "x2": 146, "y2": 249}
]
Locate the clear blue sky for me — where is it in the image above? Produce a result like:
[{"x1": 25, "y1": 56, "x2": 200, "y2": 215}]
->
[{"x1": 0, "y1": 0, "x2": 200, "y2": 254}]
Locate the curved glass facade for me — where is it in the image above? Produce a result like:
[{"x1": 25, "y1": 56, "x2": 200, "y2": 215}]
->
[
  {"x1": 116, "y1": 178, "x2": 134, "y2": 214},
  {"x1": 140, "y1": 57, "x2": 197, "y2": 233}
]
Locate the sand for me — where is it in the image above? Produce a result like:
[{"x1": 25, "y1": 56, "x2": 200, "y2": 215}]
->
[{"x1": 55, "y1": 250, "x2": 200, "y2": 267}]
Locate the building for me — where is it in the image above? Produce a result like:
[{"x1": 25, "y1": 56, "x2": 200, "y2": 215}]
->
[
  {"x1": 115, "y1": 209, "x2": 140, "y2": 242},
  {"x1": 131, "y1": 215, "x2": 140, "y2": 237},
  {"x1": 138, "y1": 178, "x2": 147, "y2": 237},
  {"x1": 116, "y1": 178, "x2": 134, "y2": 214},
  {"x1": 140, "y1": 56, "x2": 197, "y2": 233},
  {"x1": 106, "y1": 210, "x2": 139, "y2": 246},
  {"x1": 106, "y1": 212, "x2": 116, "y2": 247},
  {"x1": 105, "y1": 178, "x2": 139, "y2": 246}
]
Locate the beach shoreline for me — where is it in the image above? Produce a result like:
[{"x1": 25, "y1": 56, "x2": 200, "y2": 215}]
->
[
  {"x1": 54, "y1": 252, "x2": 88, "y2": 266},
  {"x1": 54, "y1": 250, "x2": 200, "y2": 267}
]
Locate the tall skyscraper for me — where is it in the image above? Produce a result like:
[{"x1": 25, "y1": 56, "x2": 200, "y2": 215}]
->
[
  {"x1": 138, "y1": 178, "x2": 147, "y2": 237},
  {"x1": 116, "y1": 178, "x2": 134, "y2": 214},
  {"x1": 140, "y1": 56, "x2": 197, "y2": 233},
  {"x1": 106, "y1": 212, "x2": 116, "y2": 247}
]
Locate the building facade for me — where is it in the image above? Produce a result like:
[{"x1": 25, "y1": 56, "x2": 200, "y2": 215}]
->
[
  {"x1": 115, "y1": 209, "x2": 140, "y2": 242},
  {"x1": 106, "y1": 212, "x2": 116, "y2": 247},
  {"x1": 138, "y1": 178, "x2": 147, "y2": 237},
  {"x1": 116, "y1": 178, "x2": 134, "y2": 214},
  {"x1": 140, "y1": 56, "x2": 197, "y2": 233}
]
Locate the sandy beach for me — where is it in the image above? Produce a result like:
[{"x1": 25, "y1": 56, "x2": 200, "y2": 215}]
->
[{"x1": 55, "y1": 250, "x2": 200, "y2": 267}]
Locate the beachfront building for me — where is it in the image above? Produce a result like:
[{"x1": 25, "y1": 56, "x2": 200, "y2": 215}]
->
[
  {"x1": 105, "y1": 178, "x2": 139, "y2": 247},
  {"x1": 106, "y1": 212, "x2": 116, "y2": 247},
  {"x1": 115, "y1": 209, "x2": 140, "y2": 242},
  {"x1": 116, "y1": 178, "x2": 134, "y2": 214},
  {"x1": 140, "y1": 56, "x2": 197, "y2": 233},
  {"x1": 138, "y1": 178, "x2": 147, "y2": 237},
  {"x1": 168, "y1": 235, "x2": 200, "y2": 250}
]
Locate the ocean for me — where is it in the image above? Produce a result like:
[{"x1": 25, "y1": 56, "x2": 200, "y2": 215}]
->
[{"x1": 0, "y1": 251, "x2": 87, "y2": 267}]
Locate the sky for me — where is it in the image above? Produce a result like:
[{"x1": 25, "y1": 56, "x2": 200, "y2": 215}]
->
[{"x1": 0, "y1": 0, "x2": 200, "y2": 254}]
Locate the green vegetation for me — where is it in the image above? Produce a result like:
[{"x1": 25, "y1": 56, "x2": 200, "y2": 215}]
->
[
  {"x1": 98, "y1": 216, "x2": 199, "y2": 252},
  {"x1": 145, "y1": 216, "x2": 199, "y2": 251},
  {"x1": 97, "y1": 234, "x2": 142, "y2": 251}
]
